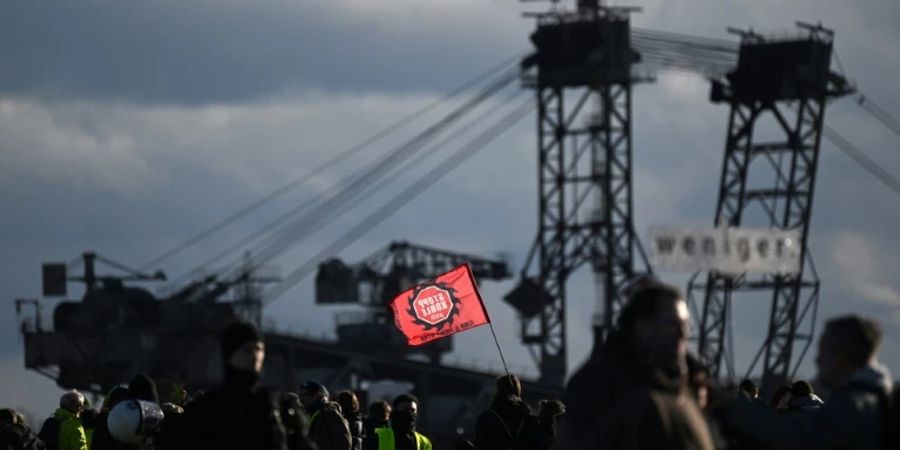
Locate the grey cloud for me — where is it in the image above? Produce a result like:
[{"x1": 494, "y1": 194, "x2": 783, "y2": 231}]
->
[{"x1": 0, "y1": 1, "x2": 524, "y2": 105}]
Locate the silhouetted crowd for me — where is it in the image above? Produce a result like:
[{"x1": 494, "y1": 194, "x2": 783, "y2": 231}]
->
[{"x1": 3, "y1": 280, "x2": 899, "y2": 449}]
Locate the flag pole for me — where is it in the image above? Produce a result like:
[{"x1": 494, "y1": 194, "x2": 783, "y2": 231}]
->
[{"x1": 488, "y1": 321, "x2": 511, "y2": 379}]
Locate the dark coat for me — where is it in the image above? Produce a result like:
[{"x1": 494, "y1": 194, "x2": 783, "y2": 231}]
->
[
  {"x1": 473, "y1": 396, "x2": 548, "y2": 450},
  {"x1": 615, "y1": 388, "x2": 715, "y2": 450},
  {"x1": 182, "y1": 369, "x2": 287, "y2": 450},
  {"x1": 551, "y1": 333, "x2": 714, "y2": 450},
  {"x1": 307, "y1": 402, "x2": 351, "y2": 450}
]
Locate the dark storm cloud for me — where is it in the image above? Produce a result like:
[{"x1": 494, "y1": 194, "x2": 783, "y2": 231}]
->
[{"x1": 0, "y1": 1, "x2": 522, "y2": 104}]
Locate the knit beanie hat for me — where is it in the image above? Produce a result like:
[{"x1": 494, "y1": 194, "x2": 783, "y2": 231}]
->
[{"x1": 221, "y1": 321, "x2": 263, "y2": 360}]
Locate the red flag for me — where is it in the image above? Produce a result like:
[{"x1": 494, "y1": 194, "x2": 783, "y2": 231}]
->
[{"x1": 389, "y1": 263, "x2": 491, "y2": 346}]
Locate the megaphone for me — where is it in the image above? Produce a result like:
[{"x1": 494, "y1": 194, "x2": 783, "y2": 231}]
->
[{"x1": 107, "y1": 399, "x2": 165, "y2": 444}]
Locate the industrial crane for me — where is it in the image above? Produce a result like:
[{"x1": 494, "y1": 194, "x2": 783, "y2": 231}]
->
[
  {"x1": 689, "y1": 23, "x2": 854, "y2": 394},
  {"x1": 505, "y1": 2, "x2": 650, "y2": 386}
]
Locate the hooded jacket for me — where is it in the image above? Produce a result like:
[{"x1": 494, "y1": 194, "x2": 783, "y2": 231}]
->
[
  {"x1": 182, "y1": 367, "x2": 288, "y2": 450},
  {"x1": 726, "y1": 362, "x2": 894, "y2": 450}
]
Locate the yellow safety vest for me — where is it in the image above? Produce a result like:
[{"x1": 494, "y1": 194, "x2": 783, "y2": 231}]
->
[{"x1": 374, "y1": 427, "x2": 432, "y2": 450}]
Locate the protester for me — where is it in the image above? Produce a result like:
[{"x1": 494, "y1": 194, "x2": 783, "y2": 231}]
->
[
  {"x1": 726, "y1": 315, "x2": 894, "y2": 450},
  {"x1": 19, "y1": 293, "x2": 900, "y2": 450},
  {"x1": 536, "y1": 400, "x2": 565, "y2": 444},
  {"x1": 39, "y1": 390, "x2": 88, "y2": 450},
  {"x1": 336, "y1": 391, "x2": 363, "y2": 450},
  {"x1": 0, "y1": 408, "x2": 46, "y2": 450},
  {"x1": 787, "y1": 380, "x2": 824, "y2": 411},
  {"x1": 473, "y1": 374, "x2": 545, "y2": 450},
  {"x1": 91, "y1": 374, "x2": 167, "y2": 450},
  {"x1": 182, "y1": 321, "x2": 290, "y2": 450},
  {"x1": 552, "y1": 281, "x2": 714, "y2": 450},
  {"x1": 373, "y1": 394, "x2": 431, "y2": 450},
  {"x1": 362, "y1": 401, "x2": 391, "y2": 450},
  {"x1": 299, "y1": 381, "x2": 351, "y2": 450}
]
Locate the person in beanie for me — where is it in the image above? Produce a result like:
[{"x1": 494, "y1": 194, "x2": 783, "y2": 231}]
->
[
  {"x1": 299, "y1": 381, "x2": 351, "y2": 450},
  {"x1": 182, "y1": 321, "x2": 289, "y2": 450}
]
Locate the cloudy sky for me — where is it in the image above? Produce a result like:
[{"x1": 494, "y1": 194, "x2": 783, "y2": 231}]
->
[{"x1": 2, "y1": 0, "x2": 899, "y2": 420}]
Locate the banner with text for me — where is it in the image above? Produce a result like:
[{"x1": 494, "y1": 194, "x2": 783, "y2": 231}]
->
[
  {"x1": 389, "y1": 264, "x2": 491, "y2": 346},
  {"x1": 649, "y1": 226, "x2": 802, "y2": 275}
]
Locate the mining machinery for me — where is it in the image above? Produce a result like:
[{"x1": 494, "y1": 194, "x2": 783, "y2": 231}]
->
[
  {"x1": 506, "y1": 0, "x2": 651, "y2": 386},
  {"x1": 688, "y1": 23, "x2": 854, "y2": 394}
]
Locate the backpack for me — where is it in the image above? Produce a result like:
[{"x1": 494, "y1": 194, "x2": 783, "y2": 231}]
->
[{"x1": 36, "y1": 418, "x2": 59, "y2": 450}]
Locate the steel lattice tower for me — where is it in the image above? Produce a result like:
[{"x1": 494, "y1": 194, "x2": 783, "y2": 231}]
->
[
  {"x1": 688, "y1": 25, "x2": 852, "y2": 392},
  {"x1": 507, "y1": 3, "x2": 646, "y2": 385}
]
